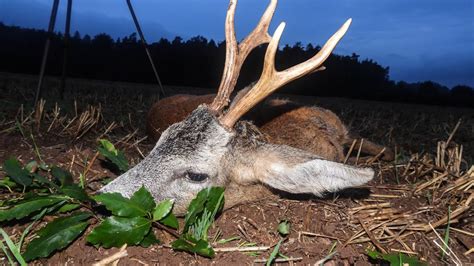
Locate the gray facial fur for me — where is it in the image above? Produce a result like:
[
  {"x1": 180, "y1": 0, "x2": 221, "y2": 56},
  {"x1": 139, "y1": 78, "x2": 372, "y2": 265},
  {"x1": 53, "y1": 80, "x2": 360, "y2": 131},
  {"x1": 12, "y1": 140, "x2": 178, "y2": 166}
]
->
[{"x1": 100, "y1": 105, "x2": 234, "y2": 214}]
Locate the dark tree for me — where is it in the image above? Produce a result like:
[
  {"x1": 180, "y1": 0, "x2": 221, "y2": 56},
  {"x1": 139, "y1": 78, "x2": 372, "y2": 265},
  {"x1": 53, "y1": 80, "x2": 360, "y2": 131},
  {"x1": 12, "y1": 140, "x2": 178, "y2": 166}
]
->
[{"x1": 0, "y1": 23, "x2": 472, "y2": 107}]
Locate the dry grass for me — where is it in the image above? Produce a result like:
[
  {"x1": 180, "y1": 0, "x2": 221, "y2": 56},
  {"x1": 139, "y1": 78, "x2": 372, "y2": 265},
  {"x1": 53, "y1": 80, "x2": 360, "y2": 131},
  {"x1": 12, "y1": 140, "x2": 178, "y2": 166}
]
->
[{"x1": 0, "y1": 73, "x2": 473, "y2": 264}]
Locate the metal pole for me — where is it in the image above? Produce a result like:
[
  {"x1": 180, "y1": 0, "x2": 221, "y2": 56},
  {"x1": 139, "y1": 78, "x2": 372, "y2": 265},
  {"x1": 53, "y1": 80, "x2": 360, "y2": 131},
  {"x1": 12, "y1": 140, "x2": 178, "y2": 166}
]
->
[
  {"x1": 35, "y1": 0, "x2": 60, "y2": 107},
  {"x1": 126, "y1": 0, "x2": 166, "y2": 98},
  {"x1": 60, "y1": 0, "x2": 73, "y2": 99}
]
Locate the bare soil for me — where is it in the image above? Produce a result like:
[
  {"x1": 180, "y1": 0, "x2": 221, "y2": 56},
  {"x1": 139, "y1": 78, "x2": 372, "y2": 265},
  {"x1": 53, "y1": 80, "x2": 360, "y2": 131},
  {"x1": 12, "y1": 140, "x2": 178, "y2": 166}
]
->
[{"x1": 1, "y1": 73, "x2": 473, "y2": 265}]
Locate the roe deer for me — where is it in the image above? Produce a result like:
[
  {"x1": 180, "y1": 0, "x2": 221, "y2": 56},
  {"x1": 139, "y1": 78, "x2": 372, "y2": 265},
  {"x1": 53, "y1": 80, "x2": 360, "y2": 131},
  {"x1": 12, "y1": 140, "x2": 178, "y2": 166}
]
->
[
  {"x1": 146, "y1": 92, "x2": 394, "y2": 163},
  {"x1": 101, "y1": 0, "x2": 391, "y2": 215}
]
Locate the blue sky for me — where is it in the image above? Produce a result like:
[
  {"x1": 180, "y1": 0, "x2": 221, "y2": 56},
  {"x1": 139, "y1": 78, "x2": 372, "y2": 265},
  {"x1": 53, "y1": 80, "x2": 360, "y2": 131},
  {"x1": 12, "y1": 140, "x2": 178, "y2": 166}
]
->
[{"x1": 1, "y1": 0, "x2": 473, "y2": 87}]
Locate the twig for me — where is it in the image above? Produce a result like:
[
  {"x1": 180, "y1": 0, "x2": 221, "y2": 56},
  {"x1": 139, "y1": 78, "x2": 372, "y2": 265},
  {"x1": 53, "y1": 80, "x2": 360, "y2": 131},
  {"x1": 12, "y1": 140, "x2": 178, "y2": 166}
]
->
[
  {"x1": 344, "y1": 139, "x2": 357, "y2": 164},
  {"x1": 367, "y1": 147, "x2": 386, "y2": 164},
  {"x1": 214, "y1": 246, "x2": 270, "y2": 252},
  {"x1": 464, "y1": 247, "x2": 473, "y2": 256},
  {"x1": 69, "y1": 154, "x2": 76, "y2": 172},
  {"x1": 84, "y1": 151, "x2": 100, "y2": 178},
  {"x1": 355, "y1": 139, "x2": 364, "y2": 165},
  {"x1": 423, "y1": 205, "x2": 471, "y2": 231},
  {"x1": 153, "y1": 222, "x2": 180, "y2": 239},
  {"x1": 237, "y1": 224, "x2": 251, "y2": 241},
  {"x1": 314, "y1": 252, "x2": 337, "y2": 266},
  {"x1": 446, "y1": 119, "x2": 461, "y2": 147},
  {"x1": 370, "y1": 194, "x2": 400, "y2": 198},
  {"x1": 349, "y1": 232, "x2": 415, "y2": 245},
  {"x1": 350, "y1": 202, "x2": 390, "y2": 212},
  {"x1": 359, "y1": 219, "x2": 387, "y2": 254},
  {"x1": 344, "y1": 219, "x2": 396, "y2": 246},
  {"x1": 429, "y1": 223, "x2": 462, "y2": 266},
  {"x1": 93, "y1": 245, "x2": 128, "y2": 266},
  {"x1": 390, "y1": 248, "x2": 418, "y2": 255},
  {"x1": 254, "y1": 257, "x2": 303, "y2": 263},
  {"x1": 384, "y1": 227, "x2": 412, "y2": 252},
  {"x1": 415, "y1": 172, "x2": 449, "y2": 193},
  {"x1": 298, "y1": 231, "x2": 341, "y2": 241},
  {"x1": 450, "y1": 227, "x2": 474, "y2": 237},
  {"x1": 129, "y1": 258, "x2": 149, "y2": 266}
]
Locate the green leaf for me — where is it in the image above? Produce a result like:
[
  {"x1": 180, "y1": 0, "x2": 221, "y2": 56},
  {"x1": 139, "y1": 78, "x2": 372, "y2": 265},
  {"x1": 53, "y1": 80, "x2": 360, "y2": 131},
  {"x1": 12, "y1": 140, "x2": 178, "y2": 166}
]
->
[
  {"x1": 86, "y1": 216, "x2": 151, "y2": 248},
  {"x1": 0, "y1": 177, "x2": 16, "y2": 190},
  {"x1": 99, "y1": 139, "x2": 117, "y2": 155},
  {"x1": 152, "y1": 199, "x2": 174, "y2": 221},
  {"x1": 98, "y1": 139, "x2": 129, "y2": 172},
  {"x1": 3, "y1": 158, "x2": 32, "y2": 187},
  {"x1": 23, "y1": 212, "x2": 91, "y2": 261},
  {"x1": 57, "y1": 203, "x2": 81, "y2": 213},
  {"x1": 130, "y1": 186, "x2": 156, "y2": 213},
  {"x1": 51, "y1": 166, "x2": 74, "y2": 186},
  {"x1": 0, "y1": 231, "x2": 19, "y2": 265},
  {"x1": 160, "y1": 213, "x2": 179, "y2": 229},
  {"x1": 31, "y1": 200, "x2": 67, "y2": 219},
  {"x1": 184, "y1": 187, "x2": 225, "y2": 233},
  {"x1": 61, "y1": 184, "x2": 91, "y2": 202},
  {"x1": 140, "y1": 230, "x2": 160, "y2": 248},
  {"x1": 0, "y1": 196, "x2": 66, "y2": 222},
  {"x1": 203, "y1": 187, "x2": 225, "y2": 216},
  {"x1": 216, "y1": 236, "x2": 240, "y2": 244},
  {"x1": 278, "y1": 220, "x2": 290, "y2": 236},
  {"x1": 18, "y1": 209, "x2": 48, "y2": 250},
  {"x1": 0, "y1": 228, "x2": 27, "y2": 266},
  {"x1": 38, "y1": 162, "x2": 49, "y2": 171},
  {"x1": 24, "y1": 161, "x2": 38, "y2": 173},
  {"x1": 366, "y1": 249, "x2": 380, "y2": 260},
  {"x1": 171, "y1": 236, "x2": 215, "y2": 258},
  {"x1": 266, "y1": 238, "x2": 283, "y2": 266},
  {"x1": 367, "y1": 250, "x2": 426, "y2": 266},
  {"x1": 32, "y1": 174, "x2": 59, "y2": 189},
  {"x1": 441, "y1": 206, "x2": 451, "y2": 259},
  {"x1": 93, "y1": 192, "x2": 147, "y2": 218}
]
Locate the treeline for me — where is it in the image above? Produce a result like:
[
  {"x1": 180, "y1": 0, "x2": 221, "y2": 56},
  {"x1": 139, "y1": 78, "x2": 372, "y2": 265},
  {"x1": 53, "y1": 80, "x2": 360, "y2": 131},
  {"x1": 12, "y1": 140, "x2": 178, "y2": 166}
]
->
[{"x1": 0, "y1": 22, "x2": 472, "y2": 107}]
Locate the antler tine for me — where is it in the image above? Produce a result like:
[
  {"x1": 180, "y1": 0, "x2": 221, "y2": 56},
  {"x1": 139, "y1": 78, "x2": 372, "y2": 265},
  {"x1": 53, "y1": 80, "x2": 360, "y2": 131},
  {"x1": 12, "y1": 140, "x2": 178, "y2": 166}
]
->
[
  {"x1": 221, "y1": 19, "x2": 352, "y2": 128},
  {"x1": 238, "y1": 0, "x2": 277, "y2": 59},
  {"x1": 210, "y1": 0, "x2": 278, "y2": 113}
]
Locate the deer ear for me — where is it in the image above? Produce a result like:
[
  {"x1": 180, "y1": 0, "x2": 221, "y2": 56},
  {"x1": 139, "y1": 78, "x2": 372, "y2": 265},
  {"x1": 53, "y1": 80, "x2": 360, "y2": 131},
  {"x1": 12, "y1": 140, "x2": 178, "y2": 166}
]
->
[{"x1": 231, "y1": 143, "x2": 374, "y2": 196}]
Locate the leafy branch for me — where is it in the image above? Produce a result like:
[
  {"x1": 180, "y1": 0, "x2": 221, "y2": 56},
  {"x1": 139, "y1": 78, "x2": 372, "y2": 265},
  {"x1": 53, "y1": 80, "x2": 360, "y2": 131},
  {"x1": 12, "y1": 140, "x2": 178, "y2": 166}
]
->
[{"x1": 0, "y1": 139, "x2": 225, "y2": 263}]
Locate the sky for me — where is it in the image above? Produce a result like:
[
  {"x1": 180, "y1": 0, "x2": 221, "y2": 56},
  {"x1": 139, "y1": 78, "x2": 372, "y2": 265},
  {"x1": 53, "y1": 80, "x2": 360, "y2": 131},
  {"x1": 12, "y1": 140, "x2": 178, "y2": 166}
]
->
[{"x1": 1, "y1": 0, "x2": 473, "y2": 87}]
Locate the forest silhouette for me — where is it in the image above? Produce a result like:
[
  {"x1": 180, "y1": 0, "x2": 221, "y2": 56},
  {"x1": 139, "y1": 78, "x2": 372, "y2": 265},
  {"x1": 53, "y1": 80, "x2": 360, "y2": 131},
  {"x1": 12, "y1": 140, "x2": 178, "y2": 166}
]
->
[{"x1": 0, "y1": 22, "x2": 472, "y2": 107}]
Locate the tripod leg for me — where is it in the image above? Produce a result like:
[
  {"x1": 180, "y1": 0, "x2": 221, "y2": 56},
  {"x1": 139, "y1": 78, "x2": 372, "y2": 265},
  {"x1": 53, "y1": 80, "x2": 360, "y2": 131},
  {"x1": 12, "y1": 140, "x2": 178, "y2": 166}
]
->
[
  {"x1": 35, "y1": 0, "x2": 60, "y2": 107},
  {"x1": 126, "y1": 0, "x2": 166, "y2": 98},
  {"x1": 60, "y1": 0, "x2": 73, "y2": 99}
]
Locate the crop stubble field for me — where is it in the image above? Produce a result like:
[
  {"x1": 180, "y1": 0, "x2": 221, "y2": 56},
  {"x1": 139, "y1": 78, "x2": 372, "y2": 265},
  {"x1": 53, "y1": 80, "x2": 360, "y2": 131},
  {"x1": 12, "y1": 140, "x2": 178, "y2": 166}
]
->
[{"x1": 0, "y1": 73, "x2": 473, "y2": 265}]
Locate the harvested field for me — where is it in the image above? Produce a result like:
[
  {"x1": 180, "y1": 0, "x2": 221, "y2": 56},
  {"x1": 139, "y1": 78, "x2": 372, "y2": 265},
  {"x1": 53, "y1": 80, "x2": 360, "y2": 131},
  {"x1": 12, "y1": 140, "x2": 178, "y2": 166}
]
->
[{"x1": 1, "y1": 73, "x2": 473, "y2": 265}]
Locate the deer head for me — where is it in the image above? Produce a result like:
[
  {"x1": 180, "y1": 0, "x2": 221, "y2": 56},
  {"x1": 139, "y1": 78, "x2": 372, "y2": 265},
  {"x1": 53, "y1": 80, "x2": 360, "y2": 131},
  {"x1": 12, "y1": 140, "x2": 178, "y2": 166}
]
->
[{"x1": 100, "y1": 0, "x2": 374, "y2": 215}]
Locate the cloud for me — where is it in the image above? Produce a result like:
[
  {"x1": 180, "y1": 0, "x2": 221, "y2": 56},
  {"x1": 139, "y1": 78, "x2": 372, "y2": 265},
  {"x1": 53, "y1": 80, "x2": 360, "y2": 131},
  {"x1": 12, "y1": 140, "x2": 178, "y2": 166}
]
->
[
  {"x1": 1, "y1": 0, "x2": 473, "y2": 87},
  {"x1": 0, "y1": 0, "x2": 175, "y2": 40}
]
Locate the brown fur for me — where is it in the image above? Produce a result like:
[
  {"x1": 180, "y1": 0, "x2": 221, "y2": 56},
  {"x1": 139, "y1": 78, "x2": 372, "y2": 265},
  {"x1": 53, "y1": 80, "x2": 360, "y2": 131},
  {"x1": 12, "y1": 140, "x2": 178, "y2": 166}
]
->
[
  {"x1": 146, "y1": 94, "x2": 215, "y2": 137},
  {"x1": 147, "y1": 94, "x2": 394, "y2": 162}
]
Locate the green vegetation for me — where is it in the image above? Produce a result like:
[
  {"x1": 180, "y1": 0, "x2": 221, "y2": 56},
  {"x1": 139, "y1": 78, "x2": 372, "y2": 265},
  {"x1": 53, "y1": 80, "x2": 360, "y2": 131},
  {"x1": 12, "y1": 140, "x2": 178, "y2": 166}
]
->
[
  {"x1": 367, "y1": 249, "x2": 426, "y2": 266},
  {"x1": 0, "y1": 139, "x2": 224, "y2": 263},
  {"x1": 266, "y1": 220, "x2": 290, "y2": 266},
  {"x1": 97, "y1": 139, "x2": 129, "y2": 173},
  {"x1": 172, "y1": 187, "x2": 225, "y2": 258}
]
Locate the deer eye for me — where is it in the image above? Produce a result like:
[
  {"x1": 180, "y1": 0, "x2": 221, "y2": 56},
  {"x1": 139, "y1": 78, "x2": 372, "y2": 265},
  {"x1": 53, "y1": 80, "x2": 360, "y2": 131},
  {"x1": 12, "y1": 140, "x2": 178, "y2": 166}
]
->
[{"x1": 185, "y1": 172, "x2": 209, "y2": 182}]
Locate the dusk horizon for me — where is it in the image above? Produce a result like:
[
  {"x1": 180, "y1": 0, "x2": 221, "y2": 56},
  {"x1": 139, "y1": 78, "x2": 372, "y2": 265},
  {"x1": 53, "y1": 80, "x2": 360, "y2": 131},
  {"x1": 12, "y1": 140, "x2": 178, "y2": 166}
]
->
[{"x1": 1, "y1": 0, "x2": 473, "y2": 88}]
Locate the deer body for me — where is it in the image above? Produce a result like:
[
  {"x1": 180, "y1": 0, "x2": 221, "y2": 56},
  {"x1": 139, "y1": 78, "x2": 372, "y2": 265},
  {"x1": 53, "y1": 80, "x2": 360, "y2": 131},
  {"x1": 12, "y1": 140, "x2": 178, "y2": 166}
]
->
[
  {"x1": 102, "y1": 0, "x2": 388, "y2": 215},
  {"x1": 147, "y1": 93, "x2": 392, "y2": 162}
]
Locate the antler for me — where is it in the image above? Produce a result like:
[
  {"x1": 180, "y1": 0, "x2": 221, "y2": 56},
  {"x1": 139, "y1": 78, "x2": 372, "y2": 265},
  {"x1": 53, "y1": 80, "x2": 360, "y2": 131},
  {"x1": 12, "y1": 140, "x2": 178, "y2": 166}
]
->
[
  {"x1": 220, "y1": 19, "x2": 352, "y2": 128},
  {"x1": 209, "y1": 0, "x2": 278, "y2": 113}
]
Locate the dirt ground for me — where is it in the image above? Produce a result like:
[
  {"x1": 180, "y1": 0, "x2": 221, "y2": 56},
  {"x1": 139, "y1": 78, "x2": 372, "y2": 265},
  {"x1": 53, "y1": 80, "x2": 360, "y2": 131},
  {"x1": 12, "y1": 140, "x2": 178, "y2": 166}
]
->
[{"x1": 1, "y1": 73, "x2": 473, "y2": 265}]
